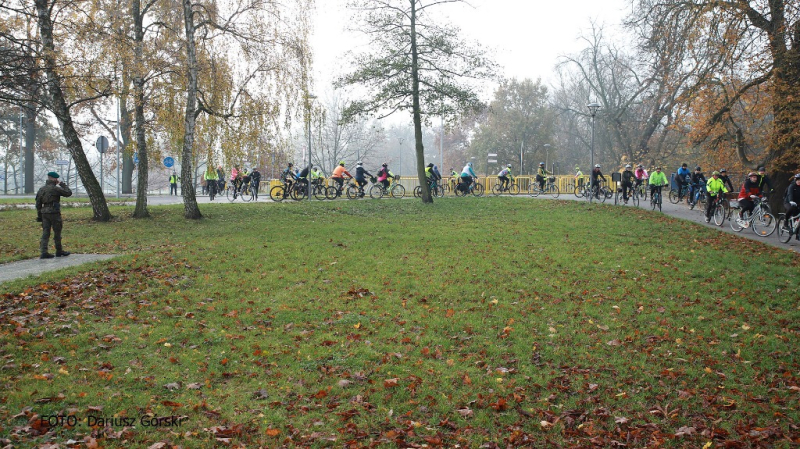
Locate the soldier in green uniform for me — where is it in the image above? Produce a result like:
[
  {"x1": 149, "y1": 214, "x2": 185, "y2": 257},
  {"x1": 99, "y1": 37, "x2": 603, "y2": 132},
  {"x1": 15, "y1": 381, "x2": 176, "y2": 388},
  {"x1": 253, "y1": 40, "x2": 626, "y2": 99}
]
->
[{"x1": 35, "y1": 171, "x2": 72, "y2": 259}]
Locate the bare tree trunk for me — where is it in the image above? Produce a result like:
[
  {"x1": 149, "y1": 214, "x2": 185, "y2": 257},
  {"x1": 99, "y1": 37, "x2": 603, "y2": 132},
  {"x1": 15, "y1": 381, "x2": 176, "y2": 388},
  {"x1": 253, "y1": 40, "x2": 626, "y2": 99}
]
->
[
  {"x1": 131, "y1": 0, "x2": 150, "y2": 218},
  {"x1": 181, "y1": 0, "x2": 202, "y2": 219},
  {"x1": 24, "y1": 103, "x2": 36, "y2": 193},
  {"x1": 410, "y1": 0, "x2": 432, "y2": 203},
  {"x1": 35, "y1": 0, "x2": 111, "y2": 221},
  {"x1": 120, "y1": 77, "x2": 134, "y2": 194}
]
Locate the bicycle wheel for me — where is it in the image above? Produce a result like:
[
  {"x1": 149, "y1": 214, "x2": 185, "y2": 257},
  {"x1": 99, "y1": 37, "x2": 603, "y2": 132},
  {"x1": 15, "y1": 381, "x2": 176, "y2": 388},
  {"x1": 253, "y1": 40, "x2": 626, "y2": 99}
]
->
[
  {"x1": 668, "y1": 189, "x2": 680, "y2": 204},
  {"x1": 313, "y1": 185, "x2": 327, "y2": 200},
  {"x1": 346, "y1": 184, "x2": 360, "y2": 199},
  {"x1": 631, "y1": 191, "x2": 639, "y2": 207},
  {"x1": 434, "y1": 185, "x2": 445, "y2": 198},
  {"x1": 491, "y1": 184, "x2": 502, "y2": 196},
  {"x1": 529, "y1": 185, "x2": 541, "y2": 197},
  {"x1": 549, "y1": 185, "x2": 560, "y2": 198},
  {"x1": 615, "y1": 190, "x2": 622, "y2": 205},
  {"x1": 599, "y1": 187, "x2": 609, "y2": 203},
  {"x1": 604, "y1": 187, "x2": 613, "y2": 200},
  {"x1": 240, "y1": 185, "x2": 252, "y2": 202},
  {"x1": 730, "y1": 211, "x2": 745, "y2": 232},
  {"x1": 454, "y1": 184, "x2": 466, "y2": 197},
  {"x1": 713, "y1": 202, "x2": 725, "y2": 226},
  {"x1": 269, "y1": 185, "x2": 285, "y2": 202},
  {"x1": 324, "y1": 186, "x2": 337, "y2": 200},
  {"x1": 472, "y1": 182, "x2": 484, "y2": 197},
  {"x1": 777, "y1": 216, "x2": 792, "y2": 243},
  {"x1": 574, "y1": 185, "x2": 584, "y2": 198},
  {"x1": 752, "y1": 211, "x2": 776, "y2": 237},
  {"x1": 369, "y1": 184, "x2": 384, "y2": 199},
  {"x1": 391, "y1": 184, "x2": 405, "y2": 198},
  {"x1": 226, "y1": 185, "x2": 238, "y2": 202},
  {"x1": 508, "y1": 183, "x2": 520, "y2": 195}
]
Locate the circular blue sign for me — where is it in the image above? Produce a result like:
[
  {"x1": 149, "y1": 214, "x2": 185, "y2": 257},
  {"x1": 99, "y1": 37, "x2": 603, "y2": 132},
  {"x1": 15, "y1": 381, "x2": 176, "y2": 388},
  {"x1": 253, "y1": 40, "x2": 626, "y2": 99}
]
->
[
  {"x1": 133, "y1": 153, "x2": 139, "y2": 164},
  {"x1": 163, "y1": 157, "x2": 175, "y2": 168}
]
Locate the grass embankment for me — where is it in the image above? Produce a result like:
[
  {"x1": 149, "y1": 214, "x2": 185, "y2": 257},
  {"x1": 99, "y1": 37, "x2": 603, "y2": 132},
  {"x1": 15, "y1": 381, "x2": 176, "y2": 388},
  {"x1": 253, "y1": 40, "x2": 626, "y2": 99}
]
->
[{"x1": 0, "y1": 199, "x2": 798, "y2": 448}]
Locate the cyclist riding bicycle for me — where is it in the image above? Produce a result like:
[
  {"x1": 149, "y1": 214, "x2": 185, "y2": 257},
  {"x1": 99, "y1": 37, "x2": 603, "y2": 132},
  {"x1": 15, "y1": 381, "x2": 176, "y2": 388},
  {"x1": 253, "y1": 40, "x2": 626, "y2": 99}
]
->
[
  {"x1": 757, "y1": 166, "x2": 775, "y2": 197},
  {"x1": 376, "y1": 163, "x2": 392, "y2": 190},
  {"x1": 354, "y1": 161, "x2": 373, "y2": 197},
  {"x1": 621, "y1": 164, "x2": 635, "y2": 203},
  {"x1": 648, "y1": 166, "x2": 668, "y2": 197},
  {"x1": 332, "y1": 161, "x2": 353, "y2": 194},
  {"x1": 536, "y1": 162, "x2": 551, "y2": 191},
  {"x1": 676, "y1": 163, "x2": 691, "y2": 200},
  {"x1": 497, "y1": 164, "x2": 513, "y2": 190},
  {"x1": 719, "y1": 168, "x2": 734, "y2": 192},
  {"x1": 310, "y1": 167, "x2": 323, "y2": 186},
  {"x1": 574, "y1": 166, "x2": 584, "y2": 187},
  {"x1": 460, "y1": 162, "x2": 478, "y2": 193},
  {"x1": 250, "y1": 167, "x2": 261, "y2": 199},
  {"x1": 736, "y1": 172, "x2": 763, "y2": 227},
  {"x1": 204, "y1": 166, "x2": 219, "y2": 200},
  {"x1": 590, "y1": 164, "x2": 607, "y2": 199},
  {"x1": 705, "y1": 171, "x2": 729, "y2": 222},
  {"x1": 689, "y1": 166, "x2": 707, "y2": 206},
  {"x1": 297, "y1": 165, "x2": 310, "y2": 190},
  {"x1": 281, "y1": 163, "x2": 296, "y2": 197},
  {"x1": 783, "y1": 173, "x2": 800, "y2": 230},
  {"x1": 425, "y1": 163, "x2": 441, "y2": 187},
  {"x1": 634, "y1": 164, "x2": 648, "y2": 191}
]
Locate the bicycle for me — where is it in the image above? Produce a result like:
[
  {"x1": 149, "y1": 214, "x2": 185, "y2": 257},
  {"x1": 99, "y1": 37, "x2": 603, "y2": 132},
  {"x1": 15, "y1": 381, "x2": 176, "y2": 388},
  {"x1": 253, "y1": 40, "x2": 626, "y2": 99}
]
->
[
  {"x1": 586, "y1": 181, "x2": 611, "y2": 203},
  {"x1": 633, "y1": 180, "x2": 648, "y2": 200},
  {"x1": 616, "y1": 183, "x2": 639, "y2": 207},
  {"x1": 369, "y1": 175, "x2": 406, "y2": 199},
  {"x1": 454, "y1": 177, "x2": 484, "y2": 197},
  {"x1": 529, "y1": 176, "x2": 559, "y2": 198},
  {"x1": 326, "y1": 177, "x2": 352, "y2": 200},
  {"x1": 688, "y1": 184, "x2": 707, "y2": 210},
  {"x1": 730, "y1": 197, "x2": 776, "y2": 236},
  {"x1": 777, "y1": 213, "x2": 800, "y2": 243},
  {"x1": 707, "y1": 194, "x2": 728, "y2": 226},
  {"x1": 414, "y1": 178, "x2": 445, "y2": 198},
  {"x1": 574, "y1": 182, "x2": 588, "y2": 199},
  {"x1": 238, "y1": 180, "x2": 255, "y2": 202},
  {"x1": 668, "y1": 182, "x2": 691, "y2": 204},
  {"x1": 650, "y1": 184, "x2": 666, "y2": 211},
  {"x1": 346, "y1": 177, "x2": 375, "y2": 199},
  {"x1": 491, "y1": 179, "x2": 520, "y2": 196},
  {"x1": 269, "y1": 180, "x2": 304, "y2": 202}
]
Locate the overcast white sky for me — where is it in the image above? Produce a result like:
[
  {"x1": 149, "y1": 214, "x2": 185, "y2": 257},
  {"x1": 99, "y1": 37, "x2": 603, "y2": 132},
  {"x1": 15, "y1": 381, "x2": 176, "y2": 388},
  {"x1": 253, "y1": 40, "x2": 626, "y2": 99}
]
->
[{"x1": 310, "y1": 0, "x2": 630, "y2": 92}]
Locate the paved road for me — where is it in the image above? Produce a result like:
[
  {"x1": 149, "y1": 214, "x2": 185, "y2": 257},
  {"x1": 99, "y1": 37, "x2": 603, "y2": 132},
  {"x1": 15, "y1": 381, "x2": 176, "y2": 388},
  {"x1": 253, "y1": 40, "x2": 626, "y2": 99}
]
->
[{"x1": 0, "y1": 254, "x2": 117, "y2": 284}]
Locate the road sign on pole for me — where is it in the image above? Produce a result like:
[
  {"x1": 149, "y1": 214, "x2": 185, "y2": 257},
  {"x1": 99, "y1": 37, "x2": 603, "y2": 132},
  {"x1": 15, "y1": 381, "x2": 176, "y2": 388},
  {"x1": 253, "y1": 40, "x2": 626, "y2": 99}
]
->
[
  {"x1": 95, "y1": 136, "x2": 109, "y2": 154},
  {"x1": 163, "y1": 157, "x2": 175, "y2": 168},
  {"x1": 56, "y1": 159, "x2": 69, "y2": 166}
]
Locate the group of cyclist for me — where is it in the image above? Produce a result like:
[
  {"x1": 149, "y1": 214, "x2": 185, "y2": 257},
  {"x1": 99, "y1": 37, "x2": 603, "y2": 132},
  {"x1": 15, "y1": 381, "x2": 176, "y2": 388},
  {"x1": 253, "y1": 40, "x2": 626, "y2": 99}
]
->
[
  {"x1": 203, "y1": 165, "x2": 262, "y2": 201},
  {"x1": 568, "y1": 162, "x2": 800, "y2": 231},
  {"x1": 278, "y1": 161, "x2": 404, "y2": 198}
]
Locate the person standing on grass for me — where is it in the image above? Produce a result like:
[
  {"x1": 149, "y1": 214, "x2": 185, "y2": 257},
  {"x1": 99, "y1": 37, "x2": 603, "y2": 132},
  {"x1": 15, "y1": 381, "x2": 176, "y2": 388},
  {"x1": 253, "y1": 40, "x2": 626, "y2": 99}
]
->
[
  {"x1": 736, "y1": 172, "x2": 763, "y2": 227},
  {"x1": 35, "y1": 171, "x2": 72, "y2": 259},
  {"x1": 169, "y1": 171, "x2": 179, "y2": 196},
  {"x1": 705, "y1": 171, "x2": 728, "y2": 223},
  {"x1": 204, "y1": 166, "x2": 218, "y2": 201},
  {"x1": 250, "y1": 167, "x2": 261, "y2": 200}
]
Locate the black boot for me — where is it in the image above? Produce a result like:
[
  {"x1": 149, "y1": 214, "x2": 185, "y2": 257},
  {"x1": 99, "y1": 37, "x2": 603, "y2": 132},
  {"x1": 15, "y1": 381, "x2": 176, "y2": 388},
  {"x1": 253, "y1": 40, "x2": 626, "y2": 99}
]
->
[
  {"x1": 41, "y1": 253, "x2": 55, "y2": 259},
  {"x1": 56, "y1": 251, "x2": 71, "y2": 257}
]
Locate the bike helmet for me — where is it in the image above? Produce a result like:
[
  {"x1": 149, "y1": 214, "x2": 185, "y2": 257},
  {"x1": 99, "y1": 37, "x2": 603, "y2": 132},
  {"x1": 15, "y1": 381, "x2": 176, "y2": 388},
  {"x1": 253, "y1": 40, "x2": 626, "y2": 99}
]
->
[
  {"x1": 747, "y1": 172, "x2": 758, "y2": 177},
  {"x1": 575, "y1": 166, "x2": 580, "y2": 170},
  {"x1": 695, "y1": 166, "x2": 701, "y2": 171},
  {"x1": 625, "y1": 164, "x2": 631, "y2": 168},
  {"x1": 382, "y1": 163, "x2": 388, "y2": 167},
  {"x1": 637, "y1": 164, "x2": 643, "y2": 168},
  {"x1": 467, "y1": 162, "x2": 473, "y2": 167},
  {"x1": 682, "y1": 163, "x2": 688, "y2": 167},
  {"x1": 539, "y1": 162, "x2": 545, "y2": 166},
  {"x1": 356, "y1": 161, "x2": 363, "y2": 166},
  {"x1": 655, "y1": 166, "x2": 662, "y2": 170},
  {"x1": 712, "y1": 171, "x2": 720, "y2": 176},
  {"x1": 720, "y1": 168, "x2": 727, "y2": 173},
  {"x1": 758, "y1": 166, "x2": 765, "y2": 172},
  {"x1": 595, "y1": 164, "x2": 601, "y2": 168},
  {"x1": 794, "y1": 173, "x2": 800, "y2": 179},
  {"x1": 507, "y1": 164, "x2": 512, "y2": 168},
  {"x1": 339, "y1": 161, "x2": 345, "y2": 166},
  {"x1": 427, "y1": 163, "x2": 434, "y2": 168},
  {"x1": 287, "y1": 162, "x2": 293, "y2": 167}
]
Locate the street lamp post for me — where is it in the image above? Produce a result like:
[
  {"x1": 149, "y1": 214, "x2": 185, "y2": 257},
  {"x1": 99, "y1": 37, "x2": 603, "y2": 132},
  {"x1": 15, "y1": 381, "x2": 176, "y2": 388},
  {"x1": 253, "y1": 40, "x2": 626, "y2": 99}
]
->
[
  {"x1": 543, "y1": 143, "x2": 551, "y2": 171},
  {"x1": 587, "y1": 102, "x2": 600, "y2": 203},
  {"x1": 306, "y1": 93, "x2": 316, "y2": 200}
]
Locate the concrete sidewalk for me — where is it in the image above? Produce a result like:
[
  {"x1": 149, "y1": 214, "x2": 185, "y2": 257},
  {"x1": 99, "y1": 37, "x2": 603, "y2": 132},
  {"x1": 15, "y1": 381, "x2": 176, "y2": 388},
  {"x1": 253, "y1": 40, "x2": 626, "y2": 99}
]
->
[{"x1": 0, "y1": 254, "x2": 117, "y2": 284}]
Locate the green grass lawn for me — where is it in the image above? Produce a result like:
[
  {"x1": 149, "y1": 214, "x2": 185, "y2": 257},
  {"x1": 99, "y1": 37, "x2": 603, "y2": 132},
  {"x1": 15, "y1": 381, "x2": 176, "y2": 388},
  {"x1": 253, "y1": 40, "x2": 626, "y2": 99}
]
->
[{"x1": 1, "y1": 199, "x2": 798, "y2": 448}]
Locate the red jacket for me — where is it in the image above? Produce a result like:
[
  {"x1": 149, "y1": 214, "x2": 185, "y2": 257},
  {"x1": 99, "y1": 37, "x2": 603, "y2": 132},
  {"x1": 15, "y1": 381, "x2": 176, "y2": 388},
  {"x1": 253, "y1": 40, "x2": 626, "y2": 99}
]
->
[{"x1": 737, "y1": 179, "x2": 762, "y2": 201}]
